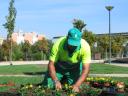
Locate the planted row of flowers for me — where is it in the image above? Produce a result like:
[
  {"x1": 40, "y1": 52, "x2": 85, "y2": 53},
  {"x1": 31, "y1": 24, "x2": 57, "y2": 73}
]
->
[
  {"x1": 17, "y1": 83, "x2": 102, "y2": 96},
  {"x1": 0, "y1": 77, "x2": 128, "y2": 96},
  {"x1": 86, "y1": 77, "x2": 126, "y2": 93}
]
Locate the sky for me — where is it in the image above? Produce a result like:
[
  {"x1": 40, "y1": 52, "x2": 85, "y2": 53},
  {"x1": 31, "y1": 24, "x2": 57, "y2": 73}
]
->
[{"x1": 0, "y1": 0, "x2": 128, "y2": 39}]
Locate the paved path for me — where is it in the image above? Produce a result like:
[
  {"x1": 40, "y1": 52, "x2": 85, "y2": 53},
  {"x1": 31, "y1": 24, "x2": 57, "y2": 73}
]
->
[
  {"x1": 0, "y1": 61, "x2": 128, "y2": 67},
  {"x1": 89, "y1": 74, "x2": 128, "y2": 77},
  {"x1": 0, "y1": 74, "x2": 41, "y2": 77},
  {"x1": 110, "y1": 63, "x2": 128, "y2": 67},
  {"x1": 0, "y1": 61, "x2": 49, "y2": 66},
  {"x1": 0, "y1": 74, "x2": 128, "y2": 77}
]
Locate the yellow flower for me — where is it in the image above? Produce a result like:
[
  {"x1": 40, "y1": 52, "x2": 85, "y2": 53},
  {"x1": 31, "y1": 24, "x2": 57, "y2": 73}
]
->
[
  {"x1": 86, "y1": 77, "x2": 90, "y2": 81},
  {"x1": 29, "y1": 84, "x2": 33, "y2": 88},
  {"x1": 69, "y1": 93, "x2": 75, "y2": 96},
  {"x1": 64, "y1": 84, "x2": 68, "y2": 89},
  {"x1": 25, "y1": 85, "x2": 29, "y2": 89},
  {"x1": 111, "y1": 80, "x2": 114, "y2": 84},
  {"x1": 69, "y1": 86, "x2": 73, "y2": 89},
  {"x1": 42, "y1": 89, "x2": 45, "y2": 93},
  {"x1": 38, "y1": 85, "x2": 41, "y2": 88}
]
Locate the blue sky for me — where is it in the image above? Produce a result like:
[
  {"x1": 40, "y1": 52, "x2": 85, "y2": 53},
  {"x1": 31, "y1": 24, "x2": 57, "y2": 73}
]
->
[{"x1": 0, "y1": 0, "x2": 128, "y2": 39}]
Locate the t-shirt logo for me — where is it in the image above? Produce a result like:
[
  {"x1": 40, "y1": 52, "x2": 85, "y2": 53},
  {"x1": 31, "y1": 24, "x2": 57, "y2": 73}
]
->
[{"x1": 74, "y1": 34, "x2": 77, "y2": 38}]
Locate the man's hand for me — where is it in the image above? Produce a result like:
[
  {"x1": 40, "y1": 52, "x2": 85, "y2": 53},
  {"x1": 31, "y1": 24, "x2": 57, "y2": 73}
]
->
[
  {"x1": 54, "y1": 80, "x2": 62, "y2": 90},
  {"x1": 48, "y1": 61, "x2": 62, "y2": 90},
  {"x1": 72, "y1": 85, "x2": 80, "y2": 92},
  {"x1": 72, "y1": 63, "x2": 90, "y2": 93}
]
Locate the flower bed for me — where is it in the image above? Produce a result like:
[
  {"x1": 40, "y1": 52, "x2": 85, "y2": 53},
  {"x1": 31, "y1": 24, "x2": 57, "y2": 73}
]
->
[
  {"x1": 86, "y1": 77, "x2": 127, "y2": 96},
  {"x1": 0, "y1": 77, "x2": 128, "y2": 96}
]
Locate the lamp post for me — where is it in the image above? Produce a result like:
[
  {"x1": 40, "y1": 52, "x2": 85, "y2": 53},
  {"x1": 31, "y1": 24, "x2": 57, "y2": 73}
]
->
[{"x1": 105, "y1": 6, "x2": 114, "y2": 64}]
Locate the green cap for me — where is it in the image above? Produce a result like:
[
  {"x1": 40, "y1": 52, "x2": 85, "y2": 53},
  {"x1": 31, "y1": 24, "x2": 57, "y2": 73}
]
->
[{"x1": 67, "y1": 28, "x2": 82, "y2": 46}]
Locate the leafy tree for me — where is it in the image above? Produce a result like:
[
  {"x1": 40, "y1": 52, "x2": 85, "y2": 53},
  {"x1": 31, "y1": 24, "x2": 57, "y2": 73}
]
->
[
  {"x1": 21, "y1": 40, "x2": 31, "y2": 60},
  {"x1": 3, "y1": 0, "x2": 16, "y2": 39},
  {"x1": 0, "y1": 40, "x2": 11, "y2": 61},
  {"x1": 82, "y1": 30, "x2": 96, "y2": 59},
  {"x1": 97, "y1": 35, "x2": 109, "y2": 59},
  {"x1": 111, "y1": 35, "x2": 127, "y2": 57},
  {"x1": 72, "y1": 19, "x2": 86, "y2": 31},
  {"x1": 123, "y1": 43, "x2": 128, "y2": 57},
  {"x1": 32, "y1": 38, "x2": 49, "y2": 60},
  {"x1": 82, "y1": 29, "x2": 96, "y2": 48},
  {"x1": 97, "y1": 34, "x2": 127, "y2": 59},
  {"x1": 12, "y1": 42, "x2": 23, "y2": 60},
  {"x1": 3, "y1": 0, "x2": 16, "y2": 64},
  {"x1": 46, "y1": 39, "x2": 53, "y2": 58}
]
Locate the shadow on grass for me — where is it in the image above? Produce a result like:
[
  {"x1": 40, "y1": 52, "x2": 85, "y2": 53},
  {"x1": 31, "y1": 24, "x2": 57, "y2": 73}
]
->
[{"x1": 23, "y1": 71, "x2": 46, "y2": 75}]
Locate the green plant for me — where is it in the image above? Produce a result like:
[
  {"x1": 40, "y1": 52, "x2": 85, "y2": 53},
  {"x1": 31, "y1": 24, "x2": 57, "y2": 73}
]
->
[{"x1": 80, "y1": 83, "x2": 102, "y2": 96}]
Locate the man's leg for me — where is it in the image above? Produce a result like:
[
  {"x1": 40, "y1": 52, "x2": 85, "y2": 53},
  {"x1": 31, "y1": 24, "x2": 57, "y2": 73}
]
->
[
  {"x1": 42, "y1": 63, "x2": 66, "y2": 88},
  {"x1": 42, "y1": 72, "x2": 63, "y2": 88},
  {"x1": 66, "y1": 63, "x2": 82, "y2": 85}
]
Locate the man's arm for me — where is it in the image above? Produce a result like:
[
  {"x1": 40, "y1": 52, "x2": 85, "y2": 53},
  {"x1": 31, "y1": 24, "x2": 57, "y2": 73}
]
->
[
  {"x1": 73, "y1": 63, "x2": 90, "y2": 88},
  {"x1": 48, "y1": 60, "x2": 62, "y2": 90},
  {"x1": 48, "y1": 60, "x2": 58, "y2": 81},
  {"x1": 74, "y1": 39, "x2": 91, "y2": 86}
]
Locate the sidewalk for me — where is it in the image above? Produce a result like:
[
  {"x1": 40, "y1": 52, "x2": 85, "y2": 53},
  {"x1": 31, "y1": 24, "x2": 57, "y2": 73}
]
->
[
  {"x1": 0, "y1": 60, "x2": 127, "y2": 66},
  {"x1": 89, "y1": 74, "x2": 128, "y2": 77},
  {"x1": 0, "y1": 61, "x2": 49, "y2": 66},
  {"x1": 110, "y1": 63, "x2": 128, "y2": 67},
  {"x1": 0, "y1": 74, "x2": 128, "y2": 77}
]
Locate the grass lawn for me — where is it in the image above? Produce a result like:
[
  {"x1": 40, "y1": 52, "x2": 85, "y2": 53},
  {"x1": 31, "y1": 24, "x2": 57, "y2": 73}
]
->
[
  {"x1": 0, "y1": 64, "x2": 47, "y2": 74},
  {"x1": 0, "y1": 63, "x2": 128, "y2": 74},
  {"x1": 0, "y1": 63, "x2": 128, "y2": 92},
  {"x1": 0, "y1": 76, "x2": 43, "y2": 92},
  {"x1": 90, "y1": 63, "x2": 128, "y2": 74},
  {"x1": 0, "y1": 76, "x2": 43, "y2": 85}
]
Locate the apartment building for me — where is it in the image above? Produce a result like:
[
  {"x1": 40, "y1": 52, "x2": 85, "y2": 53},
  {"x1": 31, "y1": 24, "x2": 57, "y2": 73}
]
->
[{"x1": 12, "y1": 31, "x2": 44, "y2": 45}]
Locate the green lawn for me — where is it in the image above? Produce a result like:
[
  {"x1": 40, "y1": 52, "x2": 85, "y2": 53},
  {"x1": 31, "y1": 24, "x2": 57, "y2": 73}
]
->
[
  {"x1": 0, "y1": 63, "x2": 128, "y2": 92},
  {"x1": 0, "y1": 76, "x2": 43, "y2": 85},
  {"x1": 0, "y1": 63, "x2": 128, "y2": 74},
  {"x1": 0, "y1": 64, "x2": 47, "y2": 74},
  {"x1": 0, "y1": 76, "x2": 43, "y2": 92},
  {"x1": 90, "y1": 63, "x2": 128, "y2": 74}
]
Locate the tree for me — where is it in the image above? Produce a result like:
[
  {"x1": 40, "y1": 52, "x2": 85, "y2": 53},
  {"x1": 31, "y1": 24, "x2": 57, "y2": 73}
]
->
[
  {"x1": 111, "y1": 35, "x2": 127, "y2": 57},
  {"x1": 3, "y1": 0, "x2": 16, "y2": 39},
  {"x1": 0, "y1": 40, "x2": 11, "y2": 61},
  {"x1": 82, "y1": 30, "x2": 96, "y2": 59},
  {"x1": 82, "y1": 29, "x2": 96, "y2": 48},
  {"x1": 97, "y1": 35, "x2": 109, "y2": 59},
  {"x1": 11, "y1": 42, "x2": 23, "y2": 61},
  {"x1": 72, "y1": 19, "x2": 86, "y2": 31},
  {"x1": 32, "y1": 38, "x2": 49, "y2": 60},
  {"x1": 21, "y1": 40, "x2": 31, "y2": 60},
  {"x1": 3, "y1": 0, "x2": 16, "y2": 64}
]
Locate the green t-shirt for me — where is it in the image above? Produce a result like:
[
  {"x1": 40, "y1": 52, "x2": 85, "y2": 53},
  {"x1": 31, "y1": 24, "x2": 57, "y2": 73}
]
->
[{"x1": 50, "y1": 37, "x2": 91, "y2": 65}]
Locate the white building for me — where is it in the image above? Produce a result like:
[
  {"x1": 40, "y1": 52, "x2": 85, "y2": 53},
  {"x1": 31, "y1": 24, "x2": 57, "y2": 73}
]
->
[{"x1": 12, "y1": 30, "x2": 44, "y2": 45}]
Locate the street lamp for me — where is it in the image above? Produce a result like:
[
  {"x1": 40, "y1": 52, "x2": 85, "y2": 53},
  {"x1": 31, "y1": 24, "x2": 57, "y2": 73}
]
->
[{"x1": 105, "y1": 6, "x2": 114, "y2": 64}]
